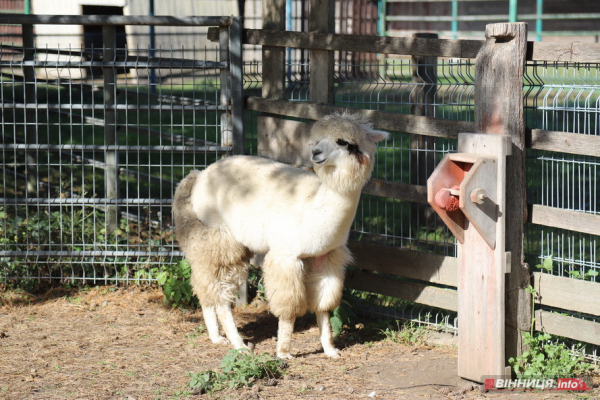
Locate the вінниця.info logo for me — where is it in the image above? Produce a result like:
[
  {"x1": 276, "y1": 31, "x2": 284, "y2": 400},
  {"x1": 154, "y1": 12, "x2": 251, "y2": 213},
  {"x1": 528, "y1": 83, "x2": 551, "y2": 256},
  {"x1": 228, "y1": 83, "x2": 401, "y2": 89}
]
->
[{"x1": 483, "y1": 377, "x2": 591, "y2": 391}]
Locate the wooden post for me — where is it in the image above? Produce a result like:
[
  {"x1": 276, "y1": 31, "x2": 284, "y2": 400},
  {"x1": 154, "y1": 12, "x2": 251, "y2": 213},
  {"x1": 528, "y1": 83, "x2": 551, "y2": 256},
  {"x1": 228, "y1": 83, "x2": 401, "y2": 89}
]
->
[
  {"x1": 474, "y1": 22, "x2": 530, "y2": 376},
  {"x1": 229, "y1": 17, "x2": 245, "y2": 156},
  {"x1": 103, "y1": 25, "x2": 119, "y2": 234},
  {"x1": 262, "y1": 0, "x2": 286, "y2": 100},
  {"x1": 410, "y1": 32, "x2": 437, "y2": 235},
  {"x1": 22, "y1": 24, "x2": 38, "y2": 197},
  {"x1": 309, "y1": 0, "x2": 334, "y2": 105}
]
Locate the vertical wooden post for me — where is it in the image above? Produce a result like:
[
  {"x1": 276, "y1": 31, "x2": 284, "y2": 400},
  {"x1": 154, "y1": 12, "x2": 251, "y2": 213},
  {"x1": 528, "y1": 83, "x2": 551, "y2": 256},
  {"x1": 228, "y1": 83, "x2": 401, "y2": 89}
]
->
[
  {"x1": 410, "y1": 33, "x2": 437, "y2": 234},
  {"x1": 309, "y1": 0, "x2": 334, "y2": 105},
  {"x1": 229, "y1": 17, "x2": 245, "y2": 156},
  {"x1": 262, "y1": 0, "x2": 286, "y2": 100},
  {"x1": 474, "y1": 22, "x2": 530, "y2": 376},
  {"x1": 103, "y1": 25, "x2": 119, "y2": 234},
  {"x1": 22, "y1": 24, "x2": 38, "y2": 197}
]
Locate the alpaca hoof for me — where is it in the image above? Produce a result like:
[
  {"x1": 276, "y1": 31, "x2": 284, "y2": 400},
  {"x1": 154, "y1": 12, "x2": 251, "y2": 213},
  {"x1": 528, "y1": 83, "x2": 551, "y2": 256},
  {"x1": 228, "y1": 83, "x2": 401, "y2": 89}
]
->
[
  {"x1": 277, "y1": 352, "x2": 294, "y2": 360},
  {"x1": 210, "y1": 336, "x2": 230, "y2": 345},
  {"x1": 324, "y1": 348, "x2": 341, "y2": 359}
]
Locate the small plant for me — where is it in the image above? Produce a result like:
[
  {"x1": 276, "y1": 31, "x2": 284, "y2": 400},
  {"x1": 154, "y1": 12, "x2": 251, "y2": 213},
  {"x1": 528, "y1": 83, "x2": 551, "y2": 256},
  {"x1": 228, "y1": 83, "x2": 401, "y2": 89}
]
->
[
  {"x1": 536, "y1": 255, "x2": 598, "y2": 281},
  {"x1": 536, "y1": 256, "x2": 554, "y2": 273},
  {"x1": 330, "y1": 298, "x2": 356, "y2": 337},
  {"x1": 188, "y1": 349, "x2": 286, "y2": 394},
  {"x1": 382, "y1": 320, "x2": 426, "y2": 346},
  {"x1": 509, "y1": 284, "x2": 593, "y2": 378},
  {"x1": 509, "y1": 331, "x2": 593, "y2": 378},
  {"x1": 156, "y1": 259, "x2": 198, "y2": 309}
]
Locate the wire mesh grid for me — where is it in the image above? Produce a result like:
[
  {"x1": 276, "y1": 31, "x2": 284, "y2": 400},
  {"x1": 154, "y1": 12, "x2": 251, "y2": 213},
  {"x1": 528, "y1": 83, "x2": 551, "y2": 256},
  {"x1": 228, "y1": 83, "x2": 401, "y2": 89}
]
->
[
  {"x1": 0, "y1": 23, "x2": 236, "y2": 285},
  {"x1": 524, "y1": 61, "x2": 600, "y2": 363}
]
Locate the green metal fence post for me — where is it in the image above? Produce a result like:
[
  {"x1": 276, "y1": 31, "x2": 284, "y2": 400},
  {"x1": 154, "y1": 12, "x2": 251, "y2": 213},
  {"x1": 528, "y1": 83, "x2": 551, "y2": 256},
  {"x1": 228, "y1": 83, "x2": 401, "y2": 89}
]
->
[
  {"x1": 451, "y1": 0, "x2": 458, "y2": 39},
  {"x1": 536, "y1": 0, "x2": 543, "y2": 41},
  {"x1": 509, "y1": 0, "x2": 518, "y2": 22}
]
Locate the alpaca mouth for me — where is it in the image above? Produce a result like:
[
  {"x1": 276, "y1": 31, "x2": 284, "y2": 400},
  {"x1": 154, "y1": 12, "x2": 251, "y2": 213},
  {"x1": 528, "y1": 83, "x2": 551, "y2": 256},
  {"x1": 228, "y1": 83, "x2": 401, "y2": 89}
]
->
[{"x1": 313, "y1": 158, "x2": 327, "y2": 165}]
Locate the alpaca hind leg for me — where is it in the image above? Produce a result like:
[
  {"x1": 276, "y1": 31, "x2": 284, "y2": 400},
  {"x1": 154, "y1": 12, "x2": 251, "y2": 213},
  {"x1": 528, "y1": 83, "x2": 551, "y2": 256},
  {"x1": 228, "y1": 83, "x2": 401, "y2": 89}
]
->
[
  {"x1": 202, "y1": 305, "x2": 228, "y2": 345},
  {"x1": 262, "y1": 253, "x2": 307, "y2": 359},
  {"x1": 216, "y1": 303, "x2": 247, "y2": 349},
  {"x1": 306, "y1": 246, "x2": 351, "y2": 358},
  {"x1": 316, "y1": 311, "x2": 340, "y2": 358}
]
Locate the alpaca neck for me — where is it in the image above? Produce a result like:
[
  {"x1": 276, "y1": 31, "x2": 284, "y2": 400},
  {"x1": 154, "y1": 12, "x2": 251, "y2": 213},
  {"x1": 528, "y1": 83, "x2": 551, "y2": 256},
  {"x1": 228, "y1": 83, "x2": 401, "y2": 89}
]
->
[
  {"x1": 315, "y1": 160, "x2": 372, "y2": 196},
  {"x1": 312, "y1": 175, "x2": 364, "y2": 248}
]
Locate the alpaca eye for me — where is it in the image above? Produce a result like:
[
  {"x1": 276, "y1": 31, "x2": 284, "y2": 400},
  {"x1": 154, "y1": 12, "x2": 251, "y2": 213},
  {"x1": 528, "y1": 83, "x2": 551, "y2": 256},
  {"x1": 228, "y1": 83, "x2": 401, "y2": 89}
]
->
[{"x1": 336, "y1": 139, "x2": 348, "y2": 146}]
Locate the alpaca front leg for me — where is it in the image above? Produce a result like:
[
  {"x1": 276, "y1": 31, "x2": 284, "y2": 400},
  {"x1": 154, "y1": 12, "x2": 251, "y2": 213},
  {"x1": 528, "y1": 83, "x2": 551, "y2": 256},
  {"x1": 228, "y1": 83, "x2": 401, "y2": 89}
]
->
[
  {"x1": 202, "y1": 305, "x2": 228, "y2": 345},
  {"x1": 317, "y1": 311, "x2": 340, "y2": 358},
  {"x1": 216, "y1": 303, "x2": 247, "y2": 349},
  {"x1": 276, "y1": 317, "x2": 296, "y2": 359},
  {"x1": 305, "y1": 246, "x2": 351, "y2": 358}
]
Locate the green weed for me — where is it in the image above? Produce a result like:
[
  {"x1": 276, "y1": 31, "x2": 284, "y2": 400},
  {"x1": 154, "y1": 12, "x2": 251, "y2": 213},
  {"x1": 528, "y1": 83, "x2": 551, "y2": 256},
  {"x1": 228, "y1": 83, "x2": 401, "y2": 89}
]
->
[
  {"x1": 188, "y1": 348, "x2": 286, "y2": 394},
  {"x1": 382, "y1": 320, "x2": 426, "y2": 346},
  {"x1": 509, "y1": 284, "x2": 593, "y2": 378}
]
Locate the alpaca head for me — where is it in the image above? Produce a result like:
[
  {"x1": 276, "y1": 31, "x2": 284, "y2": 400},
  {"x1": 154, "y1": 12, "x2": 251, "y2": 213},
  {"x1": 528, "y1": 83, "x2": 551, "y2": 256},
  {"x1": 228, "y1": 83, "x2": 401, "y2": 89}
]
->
[{"x1": 310, "y1": 112, "x2": 389, "y2": 194}]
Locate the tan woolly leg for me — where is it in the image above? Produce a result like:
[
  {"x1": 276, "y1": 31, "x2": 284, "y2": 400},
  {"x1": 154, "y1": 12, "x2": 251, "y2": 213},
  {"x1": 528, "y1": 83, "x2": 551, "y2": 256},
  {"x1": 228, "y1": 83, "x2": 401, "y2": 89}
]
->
[
  {"x1": 276, "y1": 317, "x2": 296, "y2": 359},
  {"x1": 216, "y1": 303, "x2": 247, "y2": 349},
  {"x1": 203, "y1": 305, "x2": 228, "y2": 345},
  {"x1": 316, "y1": 311, "x2": 340, "y2": 358}
]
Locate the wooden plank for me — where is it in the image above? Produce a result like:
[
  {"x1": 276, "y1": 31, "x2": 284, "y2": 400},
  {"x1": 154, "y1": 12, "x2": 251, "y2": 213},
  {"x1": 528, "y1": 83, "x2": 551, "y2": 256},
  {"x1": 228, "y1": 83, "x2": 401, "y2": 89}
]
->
[
  {"x1": 529, "y1": 204, "x2": 600, "y2": 236},
  {"x1": 308, "y1": 0, "x2": 334, "y2": 105},
  {"x1": 535, "y1": 310, "x2": 600, "y2": 346},
  {"x1": 244, "y1": 29, "x2": 483, "y2": 58},
  {"x1": 362, "y1": 179, "x2": 427, "y2": 203},
  {"x1": 348, "y1": 241, "x2": 458, "y2": 287},
  {"x1": 345, "y1": 270, "x2": 458, "y2": 312},
  {"x1": 257, "y1": 116, "x2": 313, "y2": 167},
  {"x1": 468, "y1": 22, "x2": 529, "y2": 382},
  {"x1": 261, "y1": 0, "x2": 286, "y2": 100},
  {"x1": 528, "y1": 41, "x2": 600, "y2": 63},
  {"x1": 528, "y1": 129, "x2": 600, "y2": 158},
  {"x1": 533, "y1": 272, "x2": 600, "y2": 317},
  {"x1": 245, "y1": 97, "x2": 475, "y2": 138}
]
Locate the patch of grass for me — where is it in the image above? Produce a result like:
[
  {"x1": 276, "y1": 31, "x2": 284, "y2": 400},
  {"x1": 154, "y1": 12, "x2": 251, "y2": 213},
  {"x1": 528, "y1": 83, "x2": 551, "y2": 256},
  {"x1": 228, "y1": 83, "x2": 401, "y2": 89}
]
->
[
  {"x1": 382, "y1": 320, "x2": 427, "y2": 346},
  {"x1": 188, "y1": 348, "x2": 287, "y2": 394}
]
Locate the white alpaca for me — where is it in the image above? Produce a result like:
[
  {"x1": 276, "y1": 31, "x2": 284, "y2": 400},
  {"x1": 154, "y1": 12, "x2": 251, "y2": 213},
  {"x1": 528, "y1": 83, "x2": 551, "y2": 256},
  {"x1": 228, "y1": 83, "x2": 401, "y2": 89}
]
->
[{"x1": 173, "y1": 112, "x2": 388, "y2": 358}]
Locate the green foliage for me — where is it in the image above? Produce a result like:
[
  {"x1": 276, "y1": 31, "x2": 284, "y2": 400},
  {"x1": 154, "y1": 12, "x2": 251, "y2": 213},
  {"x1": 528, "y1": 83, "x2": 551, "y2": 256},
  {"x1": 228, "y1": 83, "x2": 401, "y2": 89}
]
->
[
  {"x1": 509, "y1": 332, "x2": 592, "y2": 378},
  {"x1": 535, "y1": 255, "x2": 599, "y2": 281},
  {"x1": 0, "y1": 205, "x2": 171, "y2": 288},
  {"x1": 155, "y1": 259, "x2": 198, "y2": 309},
  {"x1": 535, "y1": 256, "x2": 554, "y2": 273},
  {"x1": 188, "y1": 349, "x2": 286, "y2": 394},
  {"x1": 509, "y1": 283, "x2": 593, "y2": 379},
  {"x1": 382, "y1": 320, "x2": 426, "y2": 346},
  {"x1": 330, "y1": 299, "x2": 356, "y2": 337}
]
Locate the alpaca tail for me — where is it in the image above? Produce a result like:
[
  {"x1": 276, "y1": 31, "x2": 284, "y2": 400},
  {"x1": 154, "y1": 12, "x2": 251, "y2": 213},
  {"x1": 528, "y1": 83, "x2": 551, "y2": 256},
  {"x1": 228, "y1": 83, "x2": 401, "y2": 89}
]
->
[{"x1": 173, "y1": 170, "x2": 203, "y2": 251}]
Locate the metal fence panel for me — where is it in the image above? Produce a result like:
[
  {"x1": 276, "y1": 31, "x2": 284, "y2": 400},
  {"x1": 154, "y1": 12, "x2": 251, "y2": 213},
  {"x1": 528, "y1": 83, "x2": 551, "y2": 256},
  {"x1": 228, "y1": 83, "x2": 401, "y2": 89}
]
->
[{"x1": 0, "y1": 15, "x2": 243, "y2": 285}]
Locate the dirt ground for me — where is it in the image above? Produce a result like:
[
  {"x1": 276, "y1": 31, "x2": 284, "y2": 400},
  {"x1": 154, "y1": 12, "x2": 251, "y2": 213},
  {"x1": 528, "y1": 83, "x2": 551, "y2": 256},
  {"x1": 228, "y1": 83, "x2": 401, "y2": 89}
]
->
[{"x1": 0, "y1": 286, "x2": 597, "y2": 400}]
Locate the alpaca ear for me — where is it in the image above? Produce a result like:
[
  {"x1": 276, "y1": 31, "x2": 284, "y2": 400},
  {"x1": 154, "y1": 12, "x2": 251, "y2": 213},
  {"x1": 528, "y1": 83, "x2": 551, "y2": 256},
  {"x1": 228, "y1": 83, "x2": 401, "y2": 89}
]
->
[{"x1": 367, "y1": 129, "x2": 389, "y2": 143}]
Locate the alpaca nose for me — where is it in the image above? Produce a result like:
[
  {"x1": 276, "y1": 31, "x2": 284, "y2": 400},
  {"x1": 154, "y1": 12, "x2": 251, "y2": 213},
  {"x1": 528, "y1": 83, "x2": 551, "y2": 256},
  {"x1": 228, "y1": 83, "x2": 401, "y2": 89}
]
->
[{"x1": 311, "y1": 147, "x2": 326, "y2": 164}]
